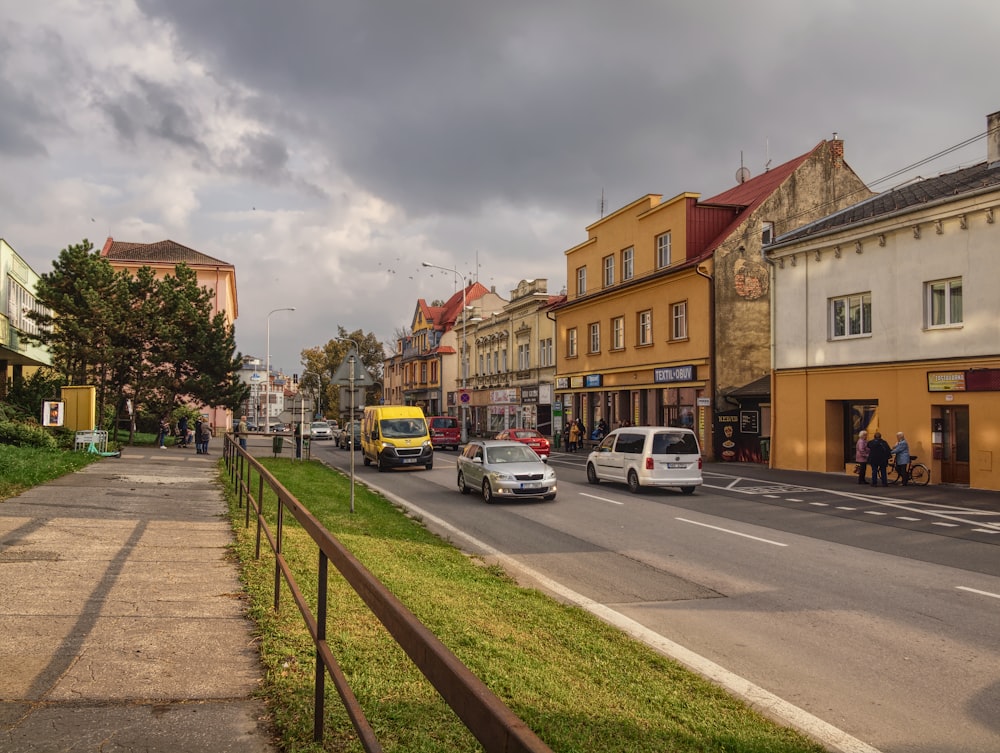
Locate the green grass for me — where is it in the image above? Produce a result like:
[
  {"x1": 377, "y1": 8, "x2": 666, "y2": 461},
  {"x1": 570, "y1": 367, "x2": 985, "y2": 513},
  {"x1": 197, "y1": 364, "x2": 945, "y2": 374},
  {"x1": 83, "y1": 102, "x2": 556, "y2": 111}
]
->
[
  {"x1": 0, "y1": 444, "x2": 99, "y2": 500},
  {"x1": 227, "y1": 458, "x2": 826, "y2": 753}
]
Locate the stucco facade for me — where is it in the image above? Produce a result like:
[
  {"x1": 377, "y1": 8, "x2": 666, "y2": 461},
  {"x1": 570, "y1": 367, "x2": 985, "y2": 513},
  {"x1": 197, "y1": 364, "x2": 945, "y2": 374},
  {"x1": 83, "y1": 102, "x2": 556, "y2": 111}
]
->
[{"x1": 0, "y1": 238, "x2": 52, "y2": 398}]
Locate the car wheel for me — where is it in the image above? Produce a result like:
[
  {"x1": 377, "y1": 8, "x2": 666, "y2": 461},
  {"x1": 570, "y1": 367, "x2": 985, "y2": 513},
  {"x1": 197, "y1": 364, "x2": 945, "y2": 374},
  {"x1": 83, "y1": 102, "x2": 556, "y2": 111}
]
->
[
  {"x1": 458, "y1": 472, "x2": 470, "y2": 494},
  {"x1": 425, "y1": 461, "x2": 433, "y2": 470},
  {"x1": 363, "y1": 453, "x2": 371, "y2": 466},
  {"x1": 543, "y1": 493, "x2": 556, "y2": 501},
  {"x1": 627, "y1": 470, "x2": 641, "y2": 494},
  {"x1": 586, "y1": 464, "x2": 600, "y2": 484},
  {"x1": 482, "y1": 480, "x2": 494, "y2": 504},
  {"x1": 681, "y1": 486, "x2": 695, "y2": 495},
  {"x1": 377, "y1": 454, "x2": 386, "y2": 472}
]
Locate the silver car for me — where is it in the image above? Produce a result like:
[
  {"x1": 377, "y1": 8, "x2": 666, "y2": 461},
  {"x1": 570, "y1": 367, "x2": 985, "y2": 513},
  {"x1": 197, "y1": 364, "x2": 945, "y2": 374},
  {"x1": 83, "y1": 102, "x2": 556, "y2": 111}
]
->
[
  {"x1": 457, "y1": 439, "x2": 557, "y2": 503},
  {"x1": 308, "y1": 421, "x2": 333, "y2": 440}
]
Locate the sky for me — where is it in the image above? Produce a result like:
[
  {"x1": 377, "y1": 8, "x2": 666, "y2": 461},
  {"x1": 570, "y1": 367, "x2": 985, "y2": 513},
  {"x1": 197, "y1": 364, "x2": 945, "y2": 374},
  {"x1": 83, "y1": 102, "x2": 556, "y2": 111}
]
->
[{"x1": 3, "y1": 1, "x2": 1000, "y2": 376}]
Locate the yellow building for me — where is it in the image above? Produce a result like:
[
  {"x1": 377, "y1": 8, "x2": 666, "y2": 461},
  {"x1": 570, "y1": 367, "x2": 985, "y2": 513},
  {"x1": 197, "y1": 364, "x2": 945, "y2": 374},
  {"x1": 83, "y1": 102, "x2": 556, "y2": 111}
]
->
[
  {"x1": 555, "y1": 139, "x2": 870, "y2": 458},
  {"x1": 101, "y1": 237, "x2": 238, "y2": 432},
  {"x1": 767, "y1": 111, "x2": 1000, "y2": 490}
]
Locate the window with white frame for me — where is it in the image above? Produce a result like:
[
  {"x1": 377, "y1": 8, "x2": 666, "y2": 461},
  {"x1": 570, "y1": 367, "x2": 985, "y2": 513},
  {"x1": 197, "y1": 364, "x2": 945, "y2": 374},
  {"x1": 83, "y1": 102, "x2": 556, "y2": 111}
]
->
[
  {"x1": 567, "y1": 328, "x2": 577, "y2": 357},
  {"x1": 670, "y1": 301, "x2": 687, "y2": 340},
  {"x1": 493, "y1": 351, "x2": 499, "y2": 373},
  {"x1": 830, "y1": 292, "x2": 872, "y2": 338},
  {"x1": 589, "y1": 322, "x2": 600, "y2": 353},
  {"x1": 479, "y1": 353, "x2": 484, "y2": 374},
  {"x1": 656, "y1": 231, "x2": 672, "y2": 268},
  {"x1": 501, "y1": 348, "x2": 508, "y2": 372},
  {"x1": 540, "y1": 337, "x2": 553, "y2": 366},
  {"x1": 761, "y1": 221, "x2": 774, "y2": 245},
  {"x1": 612, "y1": 316, "x2": 624, "y2": 350},
  {"x1": 638, "y1": 310, "x2": 652, "y2": 345},
  {"x1": 622, "y1": 247, "x2": 634, "y2": 280},
  {"x1": 576, "y1": 266, "x2": 587, "y2": 296},
  {"x1": 603, "y1": 255, "x2": 615, "y2": 287},
  {"x1": 926, "y1": 277, "x2": 962, "y2": 327},
  {"x1": 517, "y1": 343, "x2": 530, "y2": 370}
]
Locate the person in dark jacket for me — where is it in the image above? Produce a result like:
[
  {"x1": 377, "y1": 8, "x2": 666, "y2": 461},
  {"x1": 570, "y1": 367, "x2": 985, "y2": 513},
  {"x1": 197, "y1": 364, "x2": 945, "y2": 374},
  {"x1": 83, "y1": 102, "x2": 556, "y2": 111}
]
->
[
  {"x1": 867, "y1": 432, "x2": 892, "y2": 487},
  {"x1": 177, "y1": 415, "x2": 189, "y2": 448}
]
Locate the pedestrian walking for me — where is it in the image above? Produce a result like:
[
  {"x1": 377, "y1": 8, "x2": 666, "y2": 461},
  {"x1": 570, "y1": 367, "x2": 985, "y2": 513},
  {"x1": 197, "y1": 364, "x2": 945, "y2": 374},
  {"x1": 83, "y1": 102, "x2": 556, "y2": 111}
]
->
[
  {"x1": 177, "y1": 415, "x2": 189, "y2": 448},
  {"x1": 867, "y1": 432, "x2": 891, "y2": 487},
  {"x1": 157, "y1": 415, "x2": 170, "y2": 449},
  {"x1": 855, "y1": 429, "x2": 870, "y2": 484},
  {"x1": 294, "y1": 421, "x2": 302, "y2": 459},
  {"x1": 567, "y1": 420, "x2": 581, "y2": 453},
  {"x1": 199, "y1": 422, "x2": 212, "y2": 455},
  {"x1": 194, "y1": 417, "x2": 204, "y2": 454},
  {"x1": 890, "y1": 431, "x2": 911, "y2": 485}
]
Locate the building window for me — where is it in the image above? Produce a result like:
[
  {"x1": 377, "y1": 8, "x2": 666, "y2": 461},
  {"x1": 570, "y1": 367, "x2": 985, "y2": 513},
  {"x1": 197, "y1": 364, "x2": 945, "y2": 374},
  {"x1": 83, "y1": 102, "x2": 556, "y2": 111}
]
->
[
  {"x1": 926, "y1": 277, "x2": 962, "y2": 327},
  {"x1": 603, "y1": 255, "x2": 615, "y2": 287},
  {"x1": 638, "y1": 310, "x2": 652, "y2": 345},
  {"x1": 671, "y1": 301, "x2": 687, "y2": 341},
  {"x1": 567, "y1": 328, "x2": 577, "y2": 357},
  {"x1": 589, "y1": 323, "x2": 600, "y2": 353},
  {"x1": 518, "y1": 343, "x2": 529, "y2": 370},
  {"x1": 540, "y1": 337, "x2": 553, "y2": 366},
  {"x1": 761, "y1": 221, "x2": 774, "y2": 245},
  {"x1": 830, "y1": 293, "x2": 872, "y2": 338},
  {"x1": 656, "y1": 232, "x2": 672, "y2": 268},
  {"x1": 622, "y1": 247, "x2": 634, "y2": 281},
  {"x1": 420, "y1": 363, "x2": 427, "y2": 383},
  {"x1": 612, "y1": 316, "x2": 624, "y2": 350},
  {"x1": 576, "y1": 266, "x2": 587, "y2": 296}
]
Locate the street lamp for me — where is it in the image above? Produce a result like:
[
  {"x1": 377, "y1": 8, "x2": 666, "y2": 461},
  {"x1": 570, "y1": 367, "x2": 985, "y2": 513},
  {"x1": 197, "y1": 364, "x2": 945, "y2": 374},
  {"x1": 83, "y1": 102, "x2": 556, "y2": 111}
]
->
[
  {"x1": 421, "y1": 261, "x2": 475, "y2": 443},
  {"x1": 336, "y1": 337, "x2": 360, "y2": 514},
  {"x1": 265, "y1": 307, "x2": 295, "y2": 432}
]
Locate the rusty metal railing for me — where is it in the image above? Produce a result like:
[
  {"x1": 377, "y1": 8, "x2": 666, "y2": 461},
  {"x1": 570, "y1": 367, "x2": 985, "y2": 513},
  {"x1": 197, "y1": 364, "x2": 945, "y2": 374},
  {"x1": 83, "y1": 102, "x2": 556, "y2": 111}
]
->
[{"x1": 223, "y1": 435, "x2": 553, "y2": 752}]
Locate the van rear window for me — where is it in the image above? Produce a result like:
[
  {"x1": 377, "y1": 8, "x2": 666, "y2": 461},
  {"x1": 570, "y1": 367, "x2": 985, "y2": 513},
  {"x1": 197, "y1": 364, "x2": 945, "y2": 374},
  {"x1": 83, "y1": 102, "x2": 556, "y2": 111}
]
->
[
  {"x1": 430, "y1": 417, "x2": 458, "y2": 429},
  {"x1": 652, "y1": 432, "x2": 699, "y2": 455}
]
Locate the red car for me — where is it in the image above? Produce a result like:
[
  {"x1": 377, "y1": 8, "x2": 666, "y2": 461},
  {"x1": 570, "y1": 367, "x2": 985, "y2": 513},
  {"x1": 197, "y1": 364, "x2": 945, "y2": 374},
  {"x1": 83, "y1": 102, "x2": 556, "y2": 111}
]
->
[{"x1": 495, "y1": 428, "x2": 551, "y2": 458}]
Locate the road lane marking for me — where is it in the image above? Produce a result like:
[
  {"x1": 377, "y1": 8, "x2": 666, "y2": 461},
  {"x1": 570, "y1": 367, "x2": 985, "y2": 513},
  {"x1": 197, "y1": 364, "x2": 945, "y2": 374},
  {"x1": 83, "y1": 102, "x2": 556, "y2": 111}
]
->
[
  {"x1": 956, "y1": 586, "x2": 1000, "y2": 600},
  {"x1": 370, "y1": 487, "x2": 881, "y2": 753},
  {"x1": 676, "y1": 518, "x2": 788, "y2": 547},
  {"x1": 897, "y1": 516, "x2": 920, "y2": 521},
  {"x1": 579, "y1": 492, "x2": 624, "y2": 506}
]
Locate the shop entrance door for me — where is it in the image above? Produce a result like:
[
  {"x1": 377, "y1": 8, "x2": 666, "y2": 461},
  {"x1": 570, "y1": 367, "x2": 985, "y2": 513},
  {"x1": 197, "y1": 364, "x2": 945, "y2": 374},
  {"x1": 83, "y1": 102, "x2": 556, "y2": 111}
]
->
[{"x1": 939, "y1": 405, "x2": 970, "y2": 484}]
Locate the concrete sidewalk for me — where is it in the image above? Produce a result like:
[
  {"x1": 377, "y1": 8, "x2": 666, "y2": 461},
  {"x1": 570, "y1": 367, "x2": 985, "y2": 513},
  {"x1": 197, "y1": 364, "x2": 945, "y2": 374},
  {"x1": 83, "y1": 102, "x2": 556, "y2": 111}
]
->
[{"x1": 0, "y1": 448, "x2": 277, "y2": 753}]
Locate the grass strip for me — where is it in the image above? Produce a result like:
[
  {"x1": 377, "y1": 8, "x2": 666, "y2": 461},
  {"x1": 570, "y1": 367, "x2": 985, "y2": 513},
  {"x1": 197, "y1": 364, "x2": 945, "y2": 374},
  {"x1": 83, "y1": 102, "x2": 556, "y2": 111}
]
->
[
  {"x1": 226, "y1": 457, "x2": 826, "y2": 753},
  {"x1": 0, "y1": 445, "x2": 99, "y2": 501}
]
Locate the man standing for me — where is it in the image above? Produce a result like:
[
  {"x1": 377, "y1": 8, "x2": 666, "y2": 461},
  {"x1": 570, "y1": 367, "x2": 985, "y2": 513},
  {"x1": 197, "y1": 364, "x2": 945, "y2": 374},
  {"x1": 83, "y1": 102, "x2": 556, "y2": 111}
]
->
[
  {"x1": 891, "y1": 431, "x2": 911, "y2": 485},
  {"x1": 237, "y1": 415, "x2": 248, "y2": 451},
  {"x1": 867, "y1": 432, "x2": 891, "y2": 487},
  {"x1": 177, "y1": 415, "x2": 189, "y2": 448}
]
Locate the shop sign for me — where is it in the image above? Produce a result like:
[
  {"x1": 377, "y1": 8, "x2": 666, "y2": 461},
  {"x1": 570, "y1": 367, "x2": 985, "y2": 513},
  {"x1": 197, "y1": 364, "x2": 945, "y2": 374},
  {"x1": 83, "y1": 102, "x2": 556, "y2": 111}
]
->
[
  {"x1": 584, "y1": 374, "x2": 603, "y2": 387},
  {"x1": 654, "y1": 364, "x2": 695, "y2": 383},
  {"x1": 740, "y1": 411, "x2": 760, "y2": 434},
  {"x1": 522, "y1": 386, "x2": 539, "y2": 404},
  {"x1": 556, "y1": 377, "x2": 570, "y2": 389},
  {"x1": 570, "y1": 376, "x2": 584, "y2": 388},
  {"x1": 927, "y1": 372, "x2": 966, "y2": 392},
  {"x1": 489, "y1": 388, "x2": 519, "y2": 404}
]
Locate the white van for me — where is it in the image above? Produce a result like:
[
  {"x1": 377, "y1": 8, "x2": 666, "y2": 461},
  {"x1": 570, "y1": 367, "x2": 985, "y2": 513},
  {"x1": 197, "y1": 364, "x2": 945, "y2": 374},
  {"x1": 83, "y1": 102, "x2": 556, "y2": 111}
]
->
[{"x1": 585, "y1": 426, "x2": 702, "y2": 494}]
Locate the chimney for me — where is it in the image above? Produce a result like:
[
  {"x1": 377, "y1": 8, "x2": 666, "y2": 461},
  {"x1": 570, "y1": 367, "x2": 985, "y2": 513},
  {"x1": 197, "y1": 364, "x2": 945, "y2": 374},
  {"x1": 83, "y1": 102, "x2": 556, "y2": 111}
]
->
[
  {"x1": 830, "y1": 134, "x2": 844, "y2": 169},
  {"x1": 988, "y1": 110, "x2": 1000, "y2": 168}
]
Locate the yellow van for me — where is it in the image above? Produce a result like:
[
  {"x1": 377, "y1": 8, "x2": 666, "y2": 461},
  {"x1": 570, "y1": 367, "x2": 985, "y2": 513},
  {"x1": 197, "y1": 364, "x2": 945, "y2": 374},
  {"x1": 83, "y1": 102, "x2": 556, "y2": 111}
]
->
[{"x1": 361, "y1": 405, "x2": 434, "y2": 471}]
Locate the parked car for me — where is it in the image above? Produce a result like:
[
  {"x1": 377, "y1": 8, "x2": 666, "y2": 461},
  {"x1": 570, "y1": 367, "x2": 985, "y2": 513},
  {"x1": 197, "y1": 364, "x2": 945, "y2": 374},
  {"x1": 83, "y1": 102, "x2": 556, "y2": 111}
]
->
[
  {"x1": 585, "y1": 426, "x2": 702, "y2": 494},
  {"x1": 494, "y1": 428, "x2": 551, "y2": 458},
  {"x1": 338, "y1": 420, "x2": 361, "y2": 450},
  {"x1": 269, "y1": 422, "x2": 287, "y2": 433},
  {"x1": 427, "y1": 415, "x2": 461, "y2": 450},
  {"x1": 457, "y1": 439, "x2": 557, "y2": 503},
  {"x1": 308, "y1": 420, "x2": 333, "y2": 440}
]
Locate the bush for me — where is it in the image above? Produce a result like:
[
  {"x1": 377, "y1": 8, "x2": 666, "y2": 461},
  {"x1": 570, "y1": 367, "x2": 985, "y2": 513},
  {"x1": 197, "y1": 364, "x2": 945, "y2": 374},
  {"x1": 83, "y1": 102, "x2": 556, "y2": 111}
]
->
[{"x1": 0, "y1": 420, "x2": 59, "y2": 449}]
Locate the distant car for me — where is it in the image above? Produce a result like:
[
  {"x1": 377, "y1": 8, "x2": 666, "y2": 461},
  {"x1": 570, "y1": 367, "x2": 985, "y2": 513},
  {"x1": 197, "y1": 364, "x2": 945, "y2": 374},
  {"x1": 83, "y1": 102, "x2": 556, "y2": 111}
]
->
[
  {"x1": 427, "y1": 415, "x2": 461, "y2": 450},
  {"x1": 269, "y1": 422, "x2": 287, "y2": 433},
  {"x1": 494, "y1": 428, "x2": 551, "y2": 458},
  {"x1": 586, "y1": 426, "x2": 702, "y2": 494},
  {"x1": 338, "y1": 420, "x2": 361, "y2": 450},
  {"x1": 309, "y1": 421, "x2": 333, "y2": 440},
  {"x1": 457, "y1": 439, "x2": 557, "y2": 503}
]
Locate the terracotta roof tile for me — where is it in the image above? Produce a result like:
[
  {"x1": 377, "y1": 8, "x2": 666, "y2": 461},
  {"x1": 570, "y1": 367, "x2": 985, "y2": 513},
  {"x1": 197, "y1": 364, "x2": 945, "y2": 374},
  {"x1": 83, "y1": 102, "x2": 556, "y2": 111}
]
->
[{"x1": 101, "y1": 238, "x2": 231, "y2": 266}]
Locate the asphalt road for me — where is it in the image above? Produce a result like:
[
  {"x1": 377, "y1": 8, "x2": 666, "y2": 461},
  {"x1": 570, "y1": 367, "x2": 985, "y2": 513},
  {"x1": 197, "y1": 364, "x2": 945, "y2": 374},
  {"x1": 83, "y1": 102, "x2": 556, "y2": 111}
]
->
[{"x1": 309, "y1": 441, "x2": 1000, "y2": 753}]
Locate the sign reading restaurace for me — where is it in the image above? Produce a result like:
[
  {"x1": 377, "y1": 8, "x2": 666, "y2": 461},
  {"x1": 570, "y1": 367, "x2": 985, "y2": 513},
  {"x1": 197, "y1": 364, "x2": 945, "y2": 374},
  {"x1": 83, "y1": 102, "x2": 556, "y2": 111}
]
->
[{"x1": 654, "y1": 365, "x2": 696, "y2": 383}]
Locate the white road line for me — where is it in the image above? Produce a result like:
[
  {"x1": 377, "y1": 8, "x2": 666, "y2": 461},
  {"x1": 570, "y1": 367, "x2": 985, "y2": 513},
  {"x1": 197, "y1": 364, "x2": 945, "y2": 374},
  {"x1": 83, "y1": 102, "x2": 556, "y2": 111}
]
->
[
  {"x1": 372, "y1": 488, "x2": 880, "y2": 753},
  {"x1": 809, "y1": 502, "x2": 829, "y2": 507},
  {"x1": 972, "y1": 528, "x2": 1000, "y2": 534},
  {"x1": 863, "y1": 511, "x2": 888, "y2": 516},
  {"x1": 579, "y1": 492, "x2": 625, "y2": 506},
  {"x1": 897, "y1": 516, "x2": 921, "y2": 521},
  {"x1": 932, "y1": 522, "x2": 959, "y2": 528},
  {"x1": 836, "y1": 506, "x2": 857, "y2": 511},
  {"x1": 676, "y1": 518, "x2": 788, "y2": 547},
  {"x1": 956, "y1": 586, "x2": 1000, "y2": 600}
]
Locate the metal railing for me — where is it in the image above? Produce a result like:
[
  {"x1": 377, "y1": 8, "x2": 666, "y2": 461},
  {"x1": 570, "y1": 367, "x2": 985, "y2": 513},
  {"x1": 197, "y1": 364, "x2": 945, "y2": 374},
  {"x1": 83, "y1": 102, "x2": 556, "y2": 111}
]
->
[{"x1": 222, "y1": 435, "x2": 552, "y2": 752}]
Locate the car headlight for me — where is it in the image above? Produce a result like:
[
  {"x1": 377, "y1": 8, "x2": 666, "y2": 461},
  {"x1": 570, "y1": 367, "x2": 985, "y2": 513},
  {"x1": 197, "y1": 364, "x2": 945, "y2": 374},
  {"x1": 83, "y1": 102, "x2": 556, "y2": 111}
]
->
[
  {"x1": 490, "y1": 470, "x2": 516, "y2": 482},
  {"x1": 544, "y1": 469, "x2": 556, "y2": 481}
]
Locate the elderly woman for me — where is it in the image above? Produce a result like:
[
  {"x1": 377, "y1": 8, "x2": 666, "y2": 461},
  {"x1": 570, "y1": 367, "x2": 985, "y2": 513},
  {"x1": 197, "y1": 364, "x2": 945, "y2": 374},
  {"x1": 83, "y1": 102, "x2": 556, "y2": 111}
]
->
[{"x1": 855, "y1": 430, "x2": 870, "y2": 484}]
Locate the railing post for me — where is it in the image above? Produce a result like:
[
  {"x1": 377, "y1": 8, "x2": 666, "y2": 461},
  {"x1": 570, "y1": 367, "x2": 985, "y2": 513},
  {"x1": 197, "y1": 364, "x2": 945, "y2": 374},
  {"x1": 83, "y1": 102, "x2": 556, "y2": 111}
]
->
[{"x1": 314, "y1": 551, "x2": 328, "y2": 742}]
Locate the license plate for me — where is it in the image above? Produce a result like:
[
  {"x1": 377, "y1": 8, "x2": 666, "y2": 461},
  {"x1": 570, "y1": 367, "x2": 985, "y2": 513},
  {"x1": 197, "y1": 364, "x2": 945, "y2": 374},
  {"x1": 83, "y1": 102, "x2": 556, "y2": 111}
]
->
[
  {"x1": 402, "y1": 458, "x2": 417, "y2": 464},
  {"x1": 521, "y1": 482, "x2": 541, "y2": 489},
  {"x1": 667, "y1": 463, "x2": 686, "y2": 469}
]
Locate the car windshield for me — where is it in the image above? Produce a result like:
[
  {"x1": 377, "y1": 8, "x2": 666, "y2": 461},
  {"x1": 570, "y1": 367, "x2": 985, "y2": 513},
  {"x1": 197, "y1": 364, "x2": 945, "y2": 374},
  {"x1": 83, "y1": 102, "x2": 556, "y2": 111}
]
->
[
  {"x1": 485, "y1": 445, "x2": 538, "y2": 464},
  {"x1": 311, "y1": 422, "x2": 328, "y2": 429},
  {"x1": 381, "y1": 418, "x2": 427, "y2": 438}
]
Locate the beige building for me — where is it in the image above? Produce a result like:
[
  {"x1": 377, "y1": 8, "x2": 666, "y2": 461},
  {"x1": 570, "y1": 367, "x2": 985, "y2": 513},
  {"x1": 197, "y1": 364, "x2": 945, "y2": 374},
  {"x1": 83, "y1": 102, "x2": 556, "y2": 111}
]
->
[
  {"x1": 0, "y1": 238, "x2": 52, "y2": 398},
  {"x1": 767, "y1": 110, "x2": 1000, "y2": 490},
  {"x1": 555, "y1": 140, "x2": 870, "y2": 459}
]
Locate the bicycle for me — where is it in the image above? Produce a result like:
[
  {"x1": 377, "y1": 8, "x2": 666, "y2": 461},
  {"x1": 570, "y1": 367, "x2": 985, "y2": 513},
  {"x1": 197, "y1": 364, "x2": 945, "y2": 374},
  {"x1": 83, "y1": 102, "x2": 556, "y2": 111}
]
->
[{"x1": 887, "y1": 455, "x2": 930, "y2": 486}]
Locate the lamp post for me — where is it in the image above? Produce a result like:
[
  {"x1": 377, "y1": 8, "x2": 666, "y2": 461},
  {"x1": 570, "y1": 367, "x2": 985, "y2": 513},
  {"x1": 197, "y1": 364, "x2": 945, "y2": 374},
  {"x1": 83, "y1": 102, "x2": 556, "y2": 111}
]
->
[
  {"x1": 336, "y1": 337, "x2": 360, "y2": 513},
  {"x1": 265, "y1": 307, "x2": 295, "y2": 433},
  {"x1": 421, "y1": 261, "x2": 474, "y2": 443}
]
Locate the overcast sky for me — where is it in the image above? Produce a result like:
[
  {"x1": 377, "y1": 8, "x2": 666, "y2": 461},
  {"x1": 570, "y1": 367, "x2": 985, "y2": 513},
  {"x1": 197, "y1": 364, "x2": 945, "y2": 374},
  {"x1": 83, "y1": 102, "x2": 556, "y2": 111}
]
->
[{"x1": 3, "y1": 1, "x2": 999, "y2": 375}]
